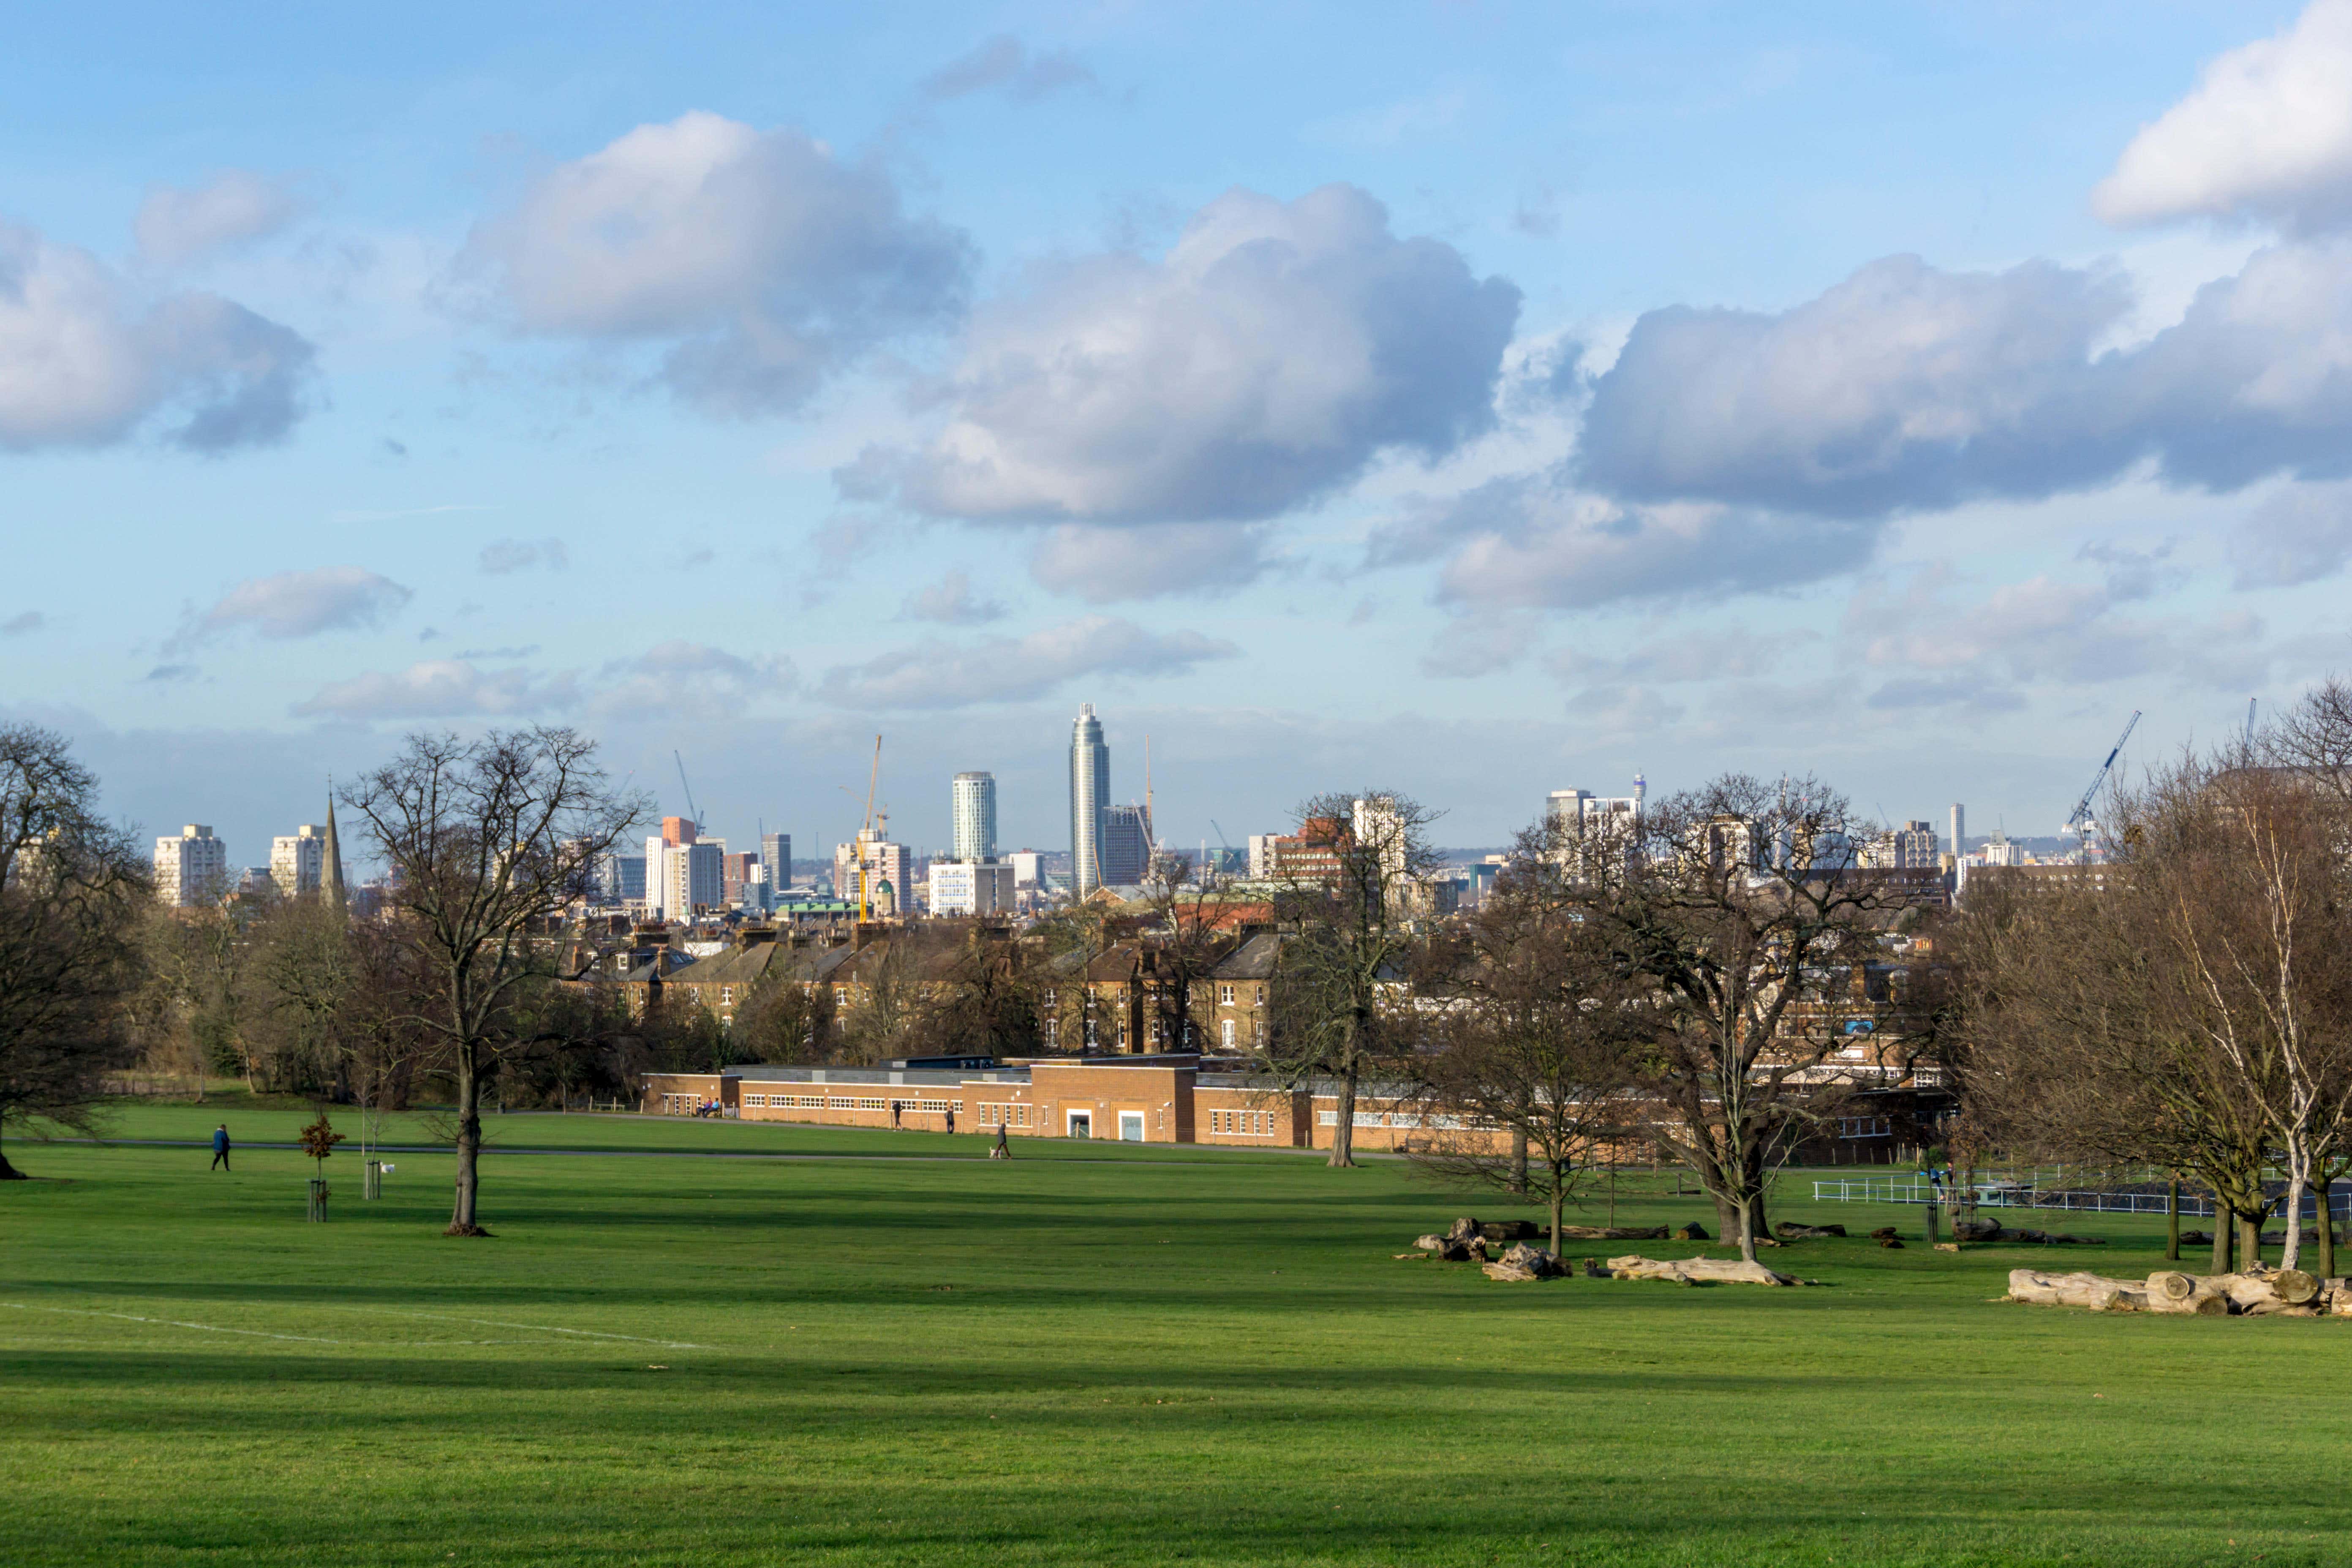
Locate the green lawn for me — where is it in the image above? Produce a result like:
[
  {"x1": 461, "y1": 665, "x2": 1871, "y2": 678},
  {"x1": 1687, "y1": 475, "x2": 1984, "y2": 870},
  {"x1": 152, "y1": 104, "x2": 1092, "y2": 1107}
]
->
[{"x1": 3, "y1": 1102, "x2": 2344, "y2": 1567}]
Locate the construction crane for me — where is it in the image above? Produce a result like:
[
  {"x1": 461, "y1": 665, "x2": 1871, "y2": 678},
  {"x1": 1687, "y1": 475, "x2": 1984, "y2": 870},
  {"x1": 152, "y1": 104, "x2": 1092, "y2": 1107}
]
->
[
  {"x1": 1210, "y1": 818, "x2": 1237, "y2": 877},
  {"x1": 672, "y1": 750, "x2": 703, "y2": 833},
  {"x1": 838, "y1": 735, "x2": 882, "y2": 921},
  {"x1": 2065, "y1": 710, "x2": 2142, "y2": 855}
]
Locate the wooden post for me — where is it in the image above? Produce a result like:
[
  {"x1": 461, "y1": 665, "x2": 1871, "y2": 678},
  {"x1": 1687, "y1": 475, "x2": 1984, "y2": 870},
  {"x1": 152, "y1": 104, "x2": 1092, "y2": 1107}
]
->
[
  {"x1": 306, "y1": 1178, "x2": 328, "y2": 1222},
  {"x1": 2165, "y1": 1173, "x2": 2180, "y2": 1262}
]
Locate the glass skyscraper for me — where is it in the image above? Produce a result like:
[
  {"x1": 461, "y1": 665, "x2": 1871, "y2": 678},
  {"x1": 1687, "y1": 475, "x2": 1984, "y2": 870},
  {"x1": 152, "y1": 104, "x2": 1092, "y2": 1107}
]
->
[{"x1": 1070, "y1": 704, "x2": 1108, "y2": 898}]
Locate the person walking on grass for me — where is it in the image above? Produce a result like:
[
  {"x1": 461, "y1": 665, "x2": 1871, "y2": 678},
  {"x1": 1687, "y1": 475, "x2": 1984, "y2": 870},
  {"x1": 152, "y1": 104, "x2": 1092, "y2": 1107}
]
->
[
  {"x1": 945, "y1": 1105, "x2": 956, "y2": 1137},
  {"x1": 992, "y1": 1121, "x2": 1010, "y2": 1160},
  {"x1": 210, "y1": 1124, "x2": 231, "y2": 1172},
  {"x1": 890, "y1": 1100, "x2": 902, "y2": 1130}
]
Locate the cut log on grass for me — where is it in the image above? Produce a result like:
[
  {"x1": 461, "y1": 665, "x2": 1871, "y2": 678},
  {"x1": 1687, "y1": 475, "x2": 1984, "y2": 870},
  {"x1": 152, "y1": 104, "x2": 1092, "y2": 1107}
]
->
[
  {"x1": 1775, "y1": 1223, "x2": 1846, "y2": 1239},
  {"x1": 1675, "y1": 1222, "x2": 1710, "y2": 1241},
  {"x1": 1954, "y1": 1219, "x2": 2005, "y2": 1242},
  {"x1": 1606, "y1": 1253, "x2": 1802, "y2": 1287},
  {"x1": 1559, "y1": 1225, "x2": 1670, "y2": 1241},
  {"x1": 2142, "y1": 1272, "x2": 2230, "y2": 1316},
  {"x1": 1484, "y1": 1244, "x2": 1565, "y2": 1282},
  {"x1": 1478, "y1": 1221, "x2": 1538, "y2": 1243},
  {"x1": 1879, "y1": 1238, "x2": 1906, "y2": 1249},
  {"x1": 2005, "y1": 1269, "x2": 2146, "y2": 1311},
  {"x1": 1445, "y1": 1217, "x2": 1481, "y2": 1243},
  {"x1": 1414, "y1": 1234, "x2": 1450, "y2": 1252}
]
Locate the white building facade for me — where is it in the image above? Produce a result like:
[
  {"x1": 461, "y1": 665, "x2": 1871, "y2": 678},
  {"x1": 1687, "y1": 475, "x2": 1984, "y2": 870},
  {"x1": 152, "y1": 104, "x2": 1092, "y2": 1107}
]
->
[
  {"x1": 154, "y1": 825, "x2": 229, "y2": 906},
  {"x1": 951, "y1": 772, "x2": 997, "y2": 864},
  {"x1": 930, "y1": 858, "x2": 1016, "y2": 917},
  {"x1": 270, "y1": 825, "x2": 327, "y2": 897}
]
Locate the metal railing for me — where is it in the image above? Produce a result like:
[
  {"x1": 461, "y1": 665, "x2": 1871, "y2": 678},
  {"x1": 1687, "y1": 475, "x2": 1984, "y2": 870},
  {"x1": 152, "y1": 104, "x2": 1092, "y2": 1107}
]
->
[{"x1": 1810, "y1": 1177, "x2": 2352, "y2": 1220}]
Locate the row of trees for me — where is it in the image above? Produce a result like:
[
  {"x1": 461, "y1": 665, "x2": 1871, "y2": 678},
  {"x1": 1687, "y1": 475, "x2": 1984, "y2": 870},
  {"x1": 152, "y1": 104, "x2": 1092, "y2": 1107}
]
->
[
  {"x1": 1255, "y1": 781, "x2": 1933, "y2": 1263},
  {"x1": 1952, "y1": 679, "x2": 2352, "y2": 1277}
]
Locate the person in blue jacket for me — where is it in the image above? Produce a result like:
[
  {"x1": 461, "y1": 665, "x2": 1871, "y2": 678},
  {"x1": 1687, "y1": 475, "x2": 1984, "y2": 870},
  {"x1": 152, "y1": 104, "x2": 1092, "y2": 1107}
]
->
[{"x1": 210, "y1": 1124, "x2": 231, "y2": 1171}]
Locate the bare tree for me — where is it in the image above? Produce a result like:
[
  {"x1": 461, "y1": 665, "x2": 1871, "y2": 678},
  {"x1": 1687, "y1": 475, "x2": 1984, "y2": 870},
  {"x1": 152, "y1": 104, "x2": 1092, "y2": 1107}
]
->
[
  {"x1": 1141, "y1": 854, "x2": 1233, "y2": 1052},
  {"x1": 1412, "y1": 856, "x2": 1644, "y2": 1254},
  {"x1": 342, "y1": 728, "x2": 644, "y2": 1234},
  {"x1": 1263, "y1": 791, "x2": 1442, "y2": 1168},
  {"x1": 1573, "y1": 775, "x2": 1919, "y2": 1261},
  {"x1": 0, "y1": 727, "x2": 149, "y2": 1178}
]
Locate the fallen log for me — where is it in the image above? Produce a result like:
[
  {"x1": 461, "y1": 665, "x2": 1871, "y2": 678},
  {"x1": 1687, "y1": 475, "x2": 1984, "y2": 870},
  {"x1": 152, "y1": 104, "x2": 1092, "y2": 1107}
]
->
[
  {"x1": 1606, "y1": 1253, "x2": 1802, "y2": 1287},
  {"x1": 1954, "y1": 1218, "x2": 2005, "y2": 1242},
  {"x1": 1483, "y1": 1243, "x2": 1566, "y2": 1282},
  {"x1": 1674, "y1": 1222, "x2": 1710, "y2": 1241},
  {"x1": 2005, "y1": 1269, "x2": 2146, "y2": 1311},
  {"x1": 2143, "y1": 1271, "x2": 2230, "y2": 1316},
  {"x1": 1478, "y1": 1220, "x2": 1539, "y2": 1242},
  {"x1": 1559, "y1": 1225, "x2": 1670, "y2": 1241},
  {"x1": 1445, "y1": 1217, "x2": 1482, "y2": 1243},
  {"x1": 1775, "y1": 1223, "x2": 1846, "y2": 1239}
]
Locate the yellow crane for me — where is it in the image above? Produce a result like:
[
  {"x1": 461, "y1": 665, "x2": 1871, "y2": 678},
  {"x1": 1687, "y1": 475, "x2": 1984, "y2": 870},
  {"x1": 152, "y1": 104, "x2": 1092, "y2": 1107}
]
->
[{"x1": 836, "y1": 735, "x2": 883, "y2": 921}]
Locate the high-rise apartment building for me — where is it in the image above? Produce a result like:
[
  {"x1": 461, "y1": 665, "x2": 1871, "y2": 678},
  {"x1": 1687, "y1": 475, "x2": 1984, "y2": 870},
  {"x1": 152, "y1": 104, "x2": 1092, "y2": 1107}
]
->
[
  {"x1": 931, "y1": 859, "x2": 1016, "y2": 917},
  {"x1": 722, "y1": 852, "x2": 761, "y2": 907},
  {"x1": 600, "y1": 852, "x2": 648, "y2": 905},
  {"x1": 643, "y1": 820, "x2": 723, "y2": 918},
  {"x1": 1862, "y1": 820, "x2": 1941, "y2": 870},
  {"x1": 1949, "y1": 804, "x2": 1966, "y2": 860},
  {"x1": 270, "y1": 825, "x2": 327, "y2": 898},
  {"x1": 154, "y1": 825, "x2": 229, "y2": 906},
  {"x1": 834, "y1": 837, "x2": 912, "y2": 917},
  {"x1": 952, "y1": 772, "x2": 998, "y2": 864},
  {"x1": 761, "y1": 832, "x2": 792, "y2": 891},
  {"x1": 1070, "y1": 704, "x2": 1108, "y2": 898}
]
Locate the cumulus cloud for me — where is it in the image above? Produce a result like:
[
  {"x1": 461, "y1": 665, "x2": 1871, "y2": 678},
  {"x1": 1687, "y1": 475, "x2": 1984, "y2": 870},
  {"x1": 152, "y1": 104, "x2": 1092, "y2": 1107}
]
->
[
  {"x1": 1027, "y1": 522, "x2": 1277, "y2": 601},
  {"x1": 814, "y1": 615, "x2": 1237, "y2": 709},
  {"x1": 1577, "y1": 241, "x2": 2352, "y2": 516},
  {"x1": 0, "y1": 220, "x2": 316, "y2": 452},
  {"x1": 1375, "y1": 472, "x2": 1874, "y2": 610},
  {"x1": 846, "y1": 183, "x2": 1519, "y2": 524},
  {"x1": 457, "y1": 112, "x2": 970, "y2": 414},
  {"x1": 920, "y1": 35, "x2": 1095, "y2": 103},
  {"x1": 478, "y1": 536, "x2": 569, "y2": 574},
  {"x1": 900, "y1": 569, "x2": 1004, "y2": 623},
  {"x1": 591, "y1": 640, "x2": 796, "y2": 719},
  {"x1": 135, "y1": 170, "x2": 308, "y2": 267},
  {"x1": 2230, "y1": 480, "x2": 2352, "y2": 587},
  {"x1": 183, "y1": 566, "x2": 411, "y2": 645},
  {"x1": 2094, "y1": 1, "x2": 2352, "y2": 233},
  {"x1": 293, "y1": 659, "x2": 579, "y2": 719}
]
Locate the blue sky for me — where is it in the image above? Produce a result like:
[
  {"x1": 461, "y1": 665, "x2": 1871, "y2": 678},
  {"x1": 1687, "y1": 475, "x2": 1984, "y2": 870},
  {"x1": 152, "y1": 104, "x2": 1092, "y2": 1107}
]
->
[{"x1": 8, "y1": 0, "x2": 2352, "y2": 865}]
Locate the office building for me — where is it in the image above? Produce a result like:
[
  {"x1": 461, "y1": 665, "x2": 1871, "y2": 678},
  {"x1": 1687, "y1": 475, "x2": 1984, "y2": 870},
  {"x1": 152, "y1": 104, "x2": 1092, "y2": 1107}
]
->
[
  {"x1": 761, "y1": 831, "x2": 792, "y2": 891},
  {"x1": 600, "y1": 852, "x2": 648, "y2": 905},
  {"x1": 1102, "y1": 804, "x2": 1150, "y2": 886},
  {"x1": 1950, "y1": 804, "x2": 1966, "y2": 860},
  {"x1": 931, "y1": 858, "x2": 1017, "y2": 917},
  {"x1": 722, "y1": 852, "x2": 762, "y2": 907},
  {"x1": 1070, "y1": 704, "x2": 1108, "y2": 898},
  {"x1": 644, "y1": 819, "x2": 723, "y2": 919},
  {"x1": 270, "y1": 825, "x2": 327, "y2": 898},
  {"x1": 154, "y1": 825, "x2": 229, "y2": 906},
  {"x1": 1009, "y1": 850, "x2": 1042, "y2": 887},
  {"x1": 952, "y1": 772, "x2": 998, "y2": 864}
]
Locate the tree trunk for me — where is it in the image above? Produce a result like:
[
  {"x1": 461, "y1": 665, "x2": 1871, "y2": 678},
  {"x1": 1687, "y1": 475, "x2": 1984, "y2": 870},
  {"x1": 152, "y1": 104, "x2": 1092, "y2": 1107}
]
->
[
  {"x1": 447, "y1": 1048, "x2": 486, "y2": 1236},
  {"x1": 2319, "y1": 1181, "x2": 2338, "y2": 1281},
  {"x1": 1326, "y1": 1063, "x2": 1357, "y2": 1168},
  {"x1": 1608, "y1": 1254, "x2": 1796, "y2": 1286},
  {"x1": 1511, "y1": 1130, "x2": 1528, "y2": 1196},
  {"x1": 2006, "y1": 1269, "x2": 2146, "y2": 1311},
  {"x1": 0, "y1": 1127, "x2": 22, "y2": 1180},
  {"x1": 2282, "y1": 1171, "x2": 2309, "y2": 1272},
  {"x1": 2237, "y1": 1210, "x2": 2263, "y2": 1271},
  {"x1": 2144, "y1": 1271, "x2": 2231, "y2": 1316},
  {"x1": 2212, "y1": 1210, "x2": 2233, "y2": 1274},
  {"x1": 1549, "y1": 1167, "x2": 1564, "y2": 1260},
  {"x1": 2166, "y1": 1176, "x2": 2180, "y2": 1262}
]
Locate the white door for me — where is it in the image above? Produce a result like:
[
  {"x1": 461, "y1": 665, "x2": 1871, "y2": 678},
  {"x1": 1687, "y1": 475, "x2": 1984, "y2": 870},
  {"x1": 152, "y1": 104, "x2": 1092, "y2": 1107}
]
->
[
  {"x1": 1067, "y1": 1111, "x2": 1091, "y2": 1139},
  {"x1": 1119, "y1": 1111, "x2": 1145, "y2": 1142}
]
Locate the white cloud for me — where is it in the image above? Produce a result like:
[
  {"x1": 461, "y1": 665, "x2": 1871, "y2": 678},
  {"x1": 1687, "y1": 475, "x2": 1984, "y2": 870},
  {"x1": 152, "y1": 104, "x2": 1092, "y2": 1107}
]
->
[
  {"x1": 1550, "y1": 627, "x2": 1800, "y2": 685},
  {"x1": 815, "y1": 615, "x2": 1238, "y2": 709},
  {"x1": 478, "y1": 536, "x2": 569, "y2": 574},
  {"x1": 293, "y1": 659, "x2": 579, "y2": 719},
  {"x1": 457, "y1": 112, "x2": 969, "y2": 414},
  {"x1": 1575, "y1": 240, "x2": 2352, "y2": 516},
  {"x1": 2094, "y1": 1, "x2": 2352, "y2": 234},
  {"x1": 1026, "y1": 522, "x2": 1276, "y2": 601},
  {"x1": 1421, "y1": 613, "x2": 1539, "y2": 678},
  {"x1": 2229, "y1": 480, "x2": 2352, "y2": 586},
  {"x1": 135, "y1": 171, "x2": 308, "y2": 268},
  {"x1": 0, "y1": 220, "x2": 316, "y2": 452},
  {"x1": 590, "y1": 641, "x2": 796, "y2": 719},
  {"x1": 185, "y1": 566, "x2": 411, "y2": 644},
  {"x1": 846, "y1": 183, "x2": 1519, "y2": 524},
  {"x1": 900, "y1": 569, "x2": 1005, "y2": 624},
  {"x1": 1375, "y1": 474, "x2": 1873, "y2": 610}
]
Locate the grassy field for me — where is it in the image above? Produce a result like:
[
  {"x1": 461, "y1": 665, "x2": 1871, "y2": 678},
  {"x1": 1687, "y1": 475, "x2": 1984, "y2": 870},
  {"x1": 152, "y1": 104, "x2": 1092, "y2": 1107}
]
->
[{"x1": 4, "y1": 1097, "x2": 2347, "y2": 1567}]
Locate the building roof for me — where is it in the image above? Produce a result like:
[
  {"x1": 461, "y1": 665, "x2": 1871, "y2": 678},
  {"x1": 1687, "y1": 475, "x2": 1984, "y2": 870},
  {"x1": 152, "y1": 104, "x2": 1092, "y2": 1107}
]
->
[{"x1": 1211, "y1": 931, "x2": 1286, "y2": 980}]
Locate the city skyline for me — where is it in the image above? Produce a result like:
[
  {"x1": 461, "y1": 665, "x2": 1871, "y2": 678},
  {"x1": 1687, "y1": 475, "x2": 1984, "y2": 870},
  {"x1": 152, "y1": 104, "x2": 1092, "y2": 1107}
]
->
[{"x1": 9, "y1": 5, "x2": 2349, "y2": 863}]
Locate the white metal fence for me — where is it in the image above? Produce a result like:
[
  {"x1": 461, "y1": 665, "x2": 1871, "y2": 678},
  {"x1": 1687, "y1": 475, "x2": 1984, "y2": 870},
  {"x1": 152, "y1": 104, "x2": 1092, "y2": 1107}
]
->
[{"x1": 1810, "y1": 1177, "x2": 2352, "y2": 1220}]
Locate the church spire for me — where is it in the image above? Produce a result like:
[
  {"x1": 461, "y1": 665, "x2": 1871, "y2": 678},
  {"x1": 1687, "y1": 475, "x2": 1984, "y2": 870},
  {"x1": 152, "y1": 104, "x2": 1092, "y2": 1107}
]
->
[{"x1": 322, "y1": 781, "x2": 348, "y2": 915}]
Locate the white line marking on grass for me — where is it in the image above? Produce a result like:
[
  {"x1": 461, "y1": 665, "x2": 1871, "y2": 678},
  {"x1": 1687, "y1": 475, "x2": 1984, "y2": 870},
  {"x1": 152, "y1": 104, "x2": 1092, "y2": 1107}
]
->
[
  {"x1": 330, "y1": 1306, "x2": 715, "y2": 1349},
  {"x1": 3, "y1": 1302, "x2": 346, "y2": 1343}
]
